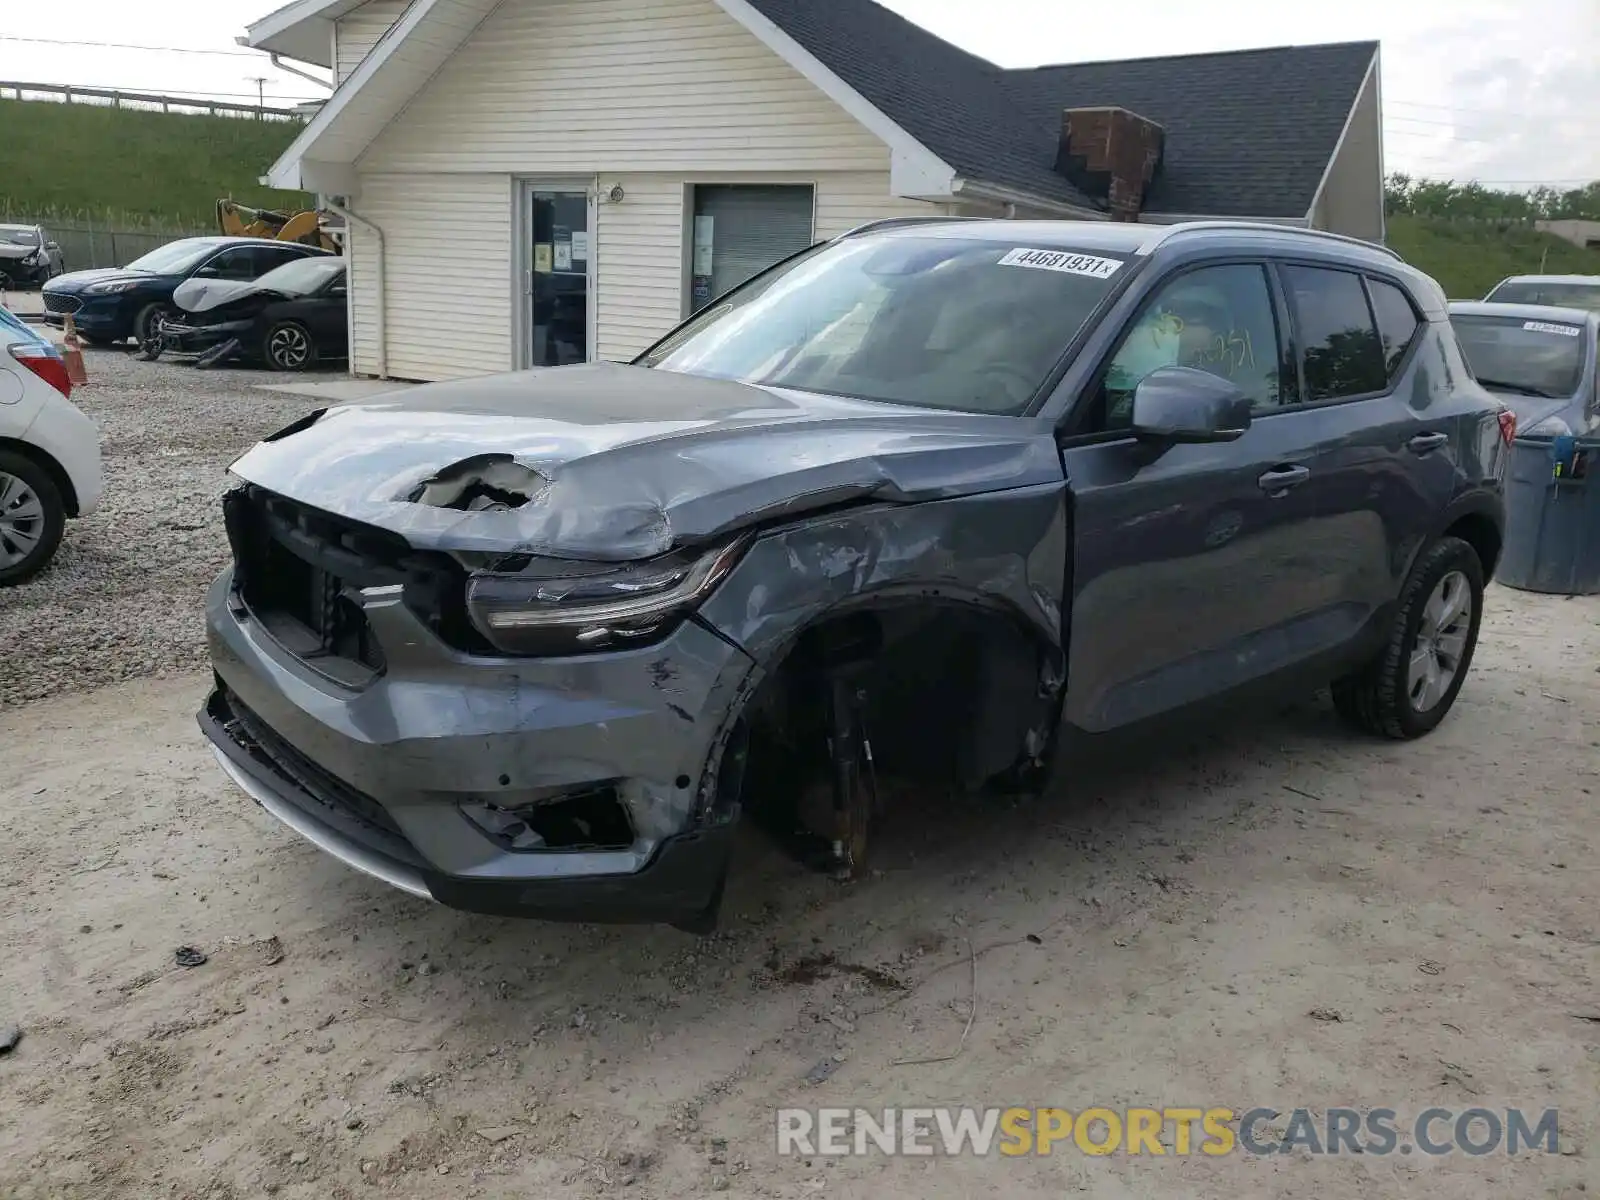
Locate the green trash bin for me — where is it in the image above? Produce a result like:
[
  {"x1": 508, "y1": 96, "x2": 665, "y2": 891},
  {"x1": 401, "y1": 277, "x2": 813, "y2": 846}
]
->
[{"x1": 1496, "y1": 435, "x2": 1600, "y2": 595}]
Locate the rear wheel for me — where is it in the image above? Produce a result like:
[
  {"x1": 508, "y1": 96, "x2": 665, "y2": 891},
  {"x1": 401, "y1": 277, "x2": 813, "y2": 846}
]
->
[
  {"x1": 263, "y1": 321, "x2": 317, "y2": 371},
  {"x1": 0, "y1": 450, "x2": 66, "y2": 587},
  {"x1": 1332, "y1": 536, "x2": 1483, "y2": 739}
]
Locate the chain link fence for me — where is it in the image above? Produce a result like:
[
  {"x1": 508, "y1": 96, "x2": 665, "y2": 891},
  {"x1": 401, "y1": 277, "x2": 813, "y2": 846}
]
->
[{"x1": 0, "y1": 204, "x2": 212, "y2": 272}]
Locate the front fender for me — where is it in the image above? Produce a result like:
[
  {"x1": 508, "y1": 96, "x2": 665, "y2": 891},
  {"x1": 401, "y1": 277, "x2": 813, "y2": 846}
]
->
[{"x1": 698, "y1": 483, "x2": 1070, "y2": 667}]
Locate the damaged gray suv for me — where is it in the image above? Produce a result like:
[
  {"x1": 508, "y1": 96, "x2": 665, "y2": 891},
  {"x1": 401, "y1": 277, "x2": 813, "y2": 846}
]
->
[{"x1": 201, "y1": 219, "x2": 1510, "y2": 930}]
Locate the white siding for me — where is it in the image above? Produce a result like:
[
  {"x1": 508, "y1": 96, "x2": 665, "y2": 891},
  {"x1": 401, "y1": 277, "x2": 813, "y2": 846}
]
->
[
  {"x1": 334, "y1": 0, "x2": 409, "y2": 85},
  {"x1": 1309, "y1": 64, "x2": 1383, "y2": 242},
  {"x1": 361, "y1": 0, "x2": 887, "y2": 174},
  {"x1": 347, "y1": 173, "x2": 512, "y2": 380},
  {"x1": 339, "y1": 0, "x2": 959, "y2": 375},
  {"x1": 815, "y1": 173, "x2": 944, "y2": 240},
  {"x1": 595, "y1": 176, "x2": 684, "y2": 362}
]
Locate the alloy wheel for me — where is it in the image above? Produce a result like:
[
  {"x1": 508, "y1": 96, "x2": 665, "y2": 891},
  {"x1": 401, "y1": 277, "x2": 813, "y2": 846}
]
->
[
  {"x1": 269, "y1": 325, "x2": 311, "y2": 369},
  {"x1": 0, "y1": 470, "x2": 45, "y2": 569},
  {"x1": 1407, "y1": 569, "x2": 1472, "y2": 712}
]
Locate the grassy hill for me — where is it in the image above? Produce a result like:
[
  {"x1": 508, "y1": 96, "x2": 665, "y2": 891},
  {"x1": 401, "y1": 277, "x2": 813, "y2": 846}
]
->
[
  {"x1": 1387, "y1": 214, "x2": 1600, "y2": 299},
  {"x1": 0, "y1": 98, "x2": 312, "y2": 228}
]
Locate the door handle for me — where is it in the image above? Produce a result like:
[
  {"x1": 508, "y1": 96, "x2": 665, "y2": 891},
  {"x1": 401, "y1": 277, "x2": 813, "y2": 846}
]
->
[
  {"x1": 1257, "y1": 465, "x2": 1311, "y2": 494},
  {"x1": 1408, "y1": 432, "x2": 1449, "y2": 454}
]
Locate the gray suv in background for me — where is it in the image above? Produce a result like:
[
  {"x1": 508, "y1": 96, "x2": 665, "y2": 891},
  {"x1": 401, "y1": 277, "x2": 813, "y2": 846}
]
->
[{"x1": 201, "y1": 219, "x2": 1510, "y2": 931}]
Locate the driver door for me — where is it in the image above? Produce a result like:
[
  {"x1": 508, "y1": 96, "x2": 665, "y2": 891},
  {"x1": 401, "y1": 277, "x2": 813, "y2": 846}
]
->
[{"x1": 1058, "y1": 260, "x2": 1333, "y2": 732}]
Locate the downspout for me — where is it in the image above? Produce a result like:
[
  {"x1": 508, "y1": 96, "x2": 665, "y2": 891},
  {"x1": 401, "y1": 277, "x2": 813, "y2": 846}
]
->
[{"x1": 324, "y1": 198, "x2": 387, "y2": 379}]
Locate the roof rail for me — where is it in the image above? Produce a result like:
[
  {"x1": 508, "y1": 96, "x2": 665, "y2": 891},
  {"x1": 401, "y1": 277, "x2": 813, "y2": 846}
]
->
[
  {"x1": 835, "y1": 215, "x2": 993, "y2": 240},
  {"x1": 1161, "y1": 220, "x2": 1403, "y2": 261}
]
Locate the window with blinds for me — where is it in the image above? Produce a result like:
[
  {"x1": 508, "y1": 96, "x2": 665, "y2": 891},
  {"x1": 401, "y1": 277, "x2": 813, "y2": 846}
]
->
[{"x1": 689, "y1": 184, "x2": 815, "y2": 313}]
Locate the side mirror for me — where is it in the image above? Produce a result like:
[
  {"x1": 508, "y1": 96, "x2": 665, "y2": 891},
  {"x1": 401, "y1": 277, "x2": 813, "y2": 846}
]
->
[
  {"x1": 46, "y1": 241, "x2": 60, "y2": 252},
  {"x1": 1130, "y1": 366, "x2": 1253, "y2": 444}
]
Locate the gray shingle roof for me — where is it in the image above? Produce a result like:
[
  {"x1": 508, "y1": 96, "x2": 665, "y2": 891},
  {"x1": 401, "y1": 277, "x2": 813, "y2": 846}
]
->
[{"x1": 742, "y1": 0, "x2": 1376, "y2": 218}]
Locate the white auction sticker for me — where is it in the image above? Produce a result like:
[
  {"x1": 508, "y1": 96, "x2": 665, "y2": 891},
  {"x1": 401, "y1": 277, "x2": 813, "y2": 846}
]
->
[
  {"x1": 997, "y1": 248, "x2": 1124, "y2": 278},
  {"x1": 1523, "y1": 320, "x2": 1581, "y2": 336}
]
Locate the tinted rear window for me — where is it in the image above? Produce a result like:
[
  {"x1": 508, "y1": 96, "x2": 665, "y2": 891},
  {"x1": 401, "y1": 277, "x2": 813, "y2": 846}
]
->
[
  {"x1": 1367, "y1": 278, "x2": 1421, "y2": 376},
  {"x1": 1282, "y1": 265, "x2": 1387, "y2": 400},
  {"x1": 0, "y1": 305, "x2": 46, "y2": 346},
  {"x1": 1450, "y1": 315, "x2": 1587, "y2": 398}
]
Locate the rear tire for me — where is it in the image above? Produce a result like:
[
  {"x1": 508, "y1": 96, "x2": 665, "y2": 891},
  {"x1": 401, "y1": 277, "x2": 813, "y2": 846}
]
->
[
  {"x1": 263, "y1": 321, "x2": 318, "y2": 371},
  {"x1": 1331, "y1": 536, "x2": 1484, "y2": 739},
  {"x1": 0, "y1": 450, "x2": 66, "y2": 587}
]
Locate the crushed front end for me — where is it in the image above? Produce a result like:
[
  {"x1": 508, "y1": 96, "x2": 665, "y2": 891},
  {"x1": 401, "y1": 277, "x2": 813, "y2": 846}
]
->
[{"x1": 198, "y1": 482, "x2": 756, "y2": 929}]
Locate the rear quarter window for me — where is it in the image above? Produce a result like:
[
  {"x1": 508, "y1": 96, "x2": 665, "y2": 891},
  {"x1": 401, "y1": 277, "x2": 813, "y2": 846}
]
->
[{"x1": 1366, "y1": 278, "x2": 1421, "y2": 376}]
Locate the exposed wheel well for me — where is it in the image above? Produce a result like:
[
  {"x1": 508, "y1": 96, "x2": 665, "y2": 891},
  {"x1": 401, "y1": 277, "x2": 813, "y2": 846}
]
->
[
  {"x1": 726, "y1": 600, "x2": 1060, "y2": 840},
  {"x1": 0, "y1": 437, "x2": 78, "y2": 516},
  {"x1": 1444, "y1": 511, "x2": 1502, "y2": 578}
]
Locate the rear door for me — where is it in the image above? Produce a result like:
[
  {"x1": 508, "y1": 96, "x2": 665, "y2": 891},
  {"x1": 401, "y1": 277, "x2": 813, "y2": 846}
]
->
[
  {"x1": 1273, "y1": 263, "x2": 1451, "y2": 644},
  {"x1": 1058, "y1": 260, "x2": 1342, "y2": 732}
]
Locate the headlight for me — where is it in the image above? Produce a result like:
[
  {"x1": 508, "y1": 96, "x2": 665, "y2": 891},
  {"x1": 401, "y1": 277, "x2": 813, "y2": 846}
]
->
[
  {"x1": 84, "y1": 279, "x2": 140, "y2": 295},
  {"x1": 465, "y1": 535, "x2": 751, "y2": 655}
]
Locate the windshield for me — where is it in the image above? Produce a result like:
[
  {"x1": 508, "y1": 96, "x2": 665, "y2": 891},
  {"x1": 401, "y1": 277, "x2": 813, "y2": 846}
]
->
[
  {"x1": 253, "y1": 256, "x2": 343, "y2": 295},
  {"x1": 123, "y1": 239, "x2": 224, "y2": 275},
  {"x1": 1451, "y1": 315, "x2": 1588, "y2": 399},
  {"x1": 0, "y1": 226, "x2": 39, "y2": 247},
  {"x1": 1484, "y1": 280, "x2": 1600, "y2": 312},
  {"x1": 638, "y1": 235, "x2": 1130, "y2": 415}
]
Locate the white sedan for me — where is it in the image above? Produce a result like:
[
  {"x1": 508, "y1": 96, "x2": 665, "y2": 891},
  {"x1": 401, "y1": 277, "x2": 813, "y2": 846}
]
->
[{"x1": 0, "y1": 305, "x2": 103, "y2": 585}]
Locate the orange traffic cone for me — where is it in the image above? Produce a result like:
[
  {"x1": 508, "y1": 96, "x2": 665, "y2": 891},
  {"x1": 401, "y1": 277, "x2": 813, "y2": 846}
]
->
[{"x1": 62, "y1": 314, "x2": 88, "y2": 387}]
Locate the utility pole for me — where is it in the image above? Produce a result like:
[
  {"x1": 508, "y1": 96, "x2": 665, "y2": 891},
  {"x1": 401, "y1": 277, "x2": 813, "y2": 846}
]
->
[{"x1": 245, "y1": 75, "x2": 270, "y2": 118}]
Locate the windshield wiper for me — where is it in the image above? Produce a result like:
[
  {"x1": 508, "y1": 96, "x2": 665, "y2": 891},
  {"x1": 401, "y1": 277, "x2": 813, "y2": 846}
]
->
[{"x1": 1475, "y1": 377, "x2": 1559, "y2": 399}]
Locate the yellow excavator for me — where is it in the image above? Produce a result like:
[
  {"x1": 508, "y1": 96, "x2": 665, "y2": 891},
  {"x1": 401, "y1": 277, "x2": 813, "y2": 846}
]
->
[{"x1": 217, "y1": 200, "x2": 341, "y2": 254}]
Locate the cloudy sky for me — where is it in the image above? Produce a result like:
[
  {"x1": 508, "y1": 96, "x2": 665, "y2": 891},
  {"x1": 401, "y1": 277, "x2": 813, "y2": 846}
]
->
[{"x1": 1, "y1": 0, "x2": 1595, "y2": 188}]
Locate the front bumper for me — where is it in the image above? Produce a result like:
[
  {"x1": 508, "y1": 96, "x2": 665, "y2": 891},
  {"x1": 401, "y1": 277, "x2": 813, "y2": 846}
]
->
[
  {"x1": 41, "y1": 295, "x2": 131, "y2": 337},
  {"x1": 0, "y1": 258, "x2": 48, "y2": 285},
  {"x1": 156, "y1": 317, "x2": 252, "y2": 357},
  {"x1": 199, "y1": 569, "x2": 752, "y2": 925}
]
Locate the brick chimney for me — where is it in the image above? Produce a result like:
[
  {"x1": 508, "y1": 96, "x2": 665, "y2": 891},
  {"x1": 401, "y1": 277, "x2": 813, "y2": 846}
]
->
[{"x1": 1054, "y1": 107, "x2": 1165, "y2": 221}]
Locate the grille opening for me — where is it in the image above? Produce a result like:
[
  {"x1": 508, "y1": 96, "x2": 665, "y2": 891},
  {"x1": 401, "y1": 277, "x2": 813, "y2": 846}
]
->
[{"x1": 225, "y1": 484, "x2": 494, "y2": 664}]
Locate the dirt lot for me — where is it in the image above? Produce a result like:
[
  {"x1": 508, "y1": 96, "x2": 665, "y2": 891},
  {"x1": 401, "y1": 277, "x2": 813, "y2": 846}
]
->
[{"x1": 1, "y1": 353, "x2": 1597, "y2": 1199}]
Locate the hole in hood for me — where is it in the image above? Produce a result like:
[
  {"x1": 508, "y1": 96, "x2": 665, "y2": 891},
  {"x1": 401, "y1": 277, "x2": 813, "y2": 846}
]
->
[{"x1": 408, "y1": 453, "x2": 550, "y2": 512}]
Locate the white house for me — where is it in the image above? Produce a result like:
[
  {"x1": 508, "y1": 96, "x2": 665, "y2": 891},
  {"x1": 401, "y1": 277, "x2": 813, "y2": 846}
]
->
[{"x1": 246, "y1": 0, "x2": 1384, "y2": 381}]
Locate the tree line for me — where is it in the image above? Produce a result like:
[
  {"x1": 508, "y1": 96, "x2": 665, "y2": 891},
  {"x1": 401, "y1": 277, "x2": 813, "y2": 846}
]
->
[{"x1": 1386, "y1": 175, "x2": 1600, "y2": 222}]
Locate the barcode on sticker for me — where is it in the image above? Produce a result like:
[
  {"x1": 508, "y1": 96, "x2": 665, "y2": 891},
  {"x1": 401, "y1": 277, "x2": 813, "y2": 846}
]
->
[
  {"x1": 1523, "y1": 320, "x2": 1581, "y2": 337},
  {"x1": 997, "y1": 248, "x2": 1123, "y2": 278}
]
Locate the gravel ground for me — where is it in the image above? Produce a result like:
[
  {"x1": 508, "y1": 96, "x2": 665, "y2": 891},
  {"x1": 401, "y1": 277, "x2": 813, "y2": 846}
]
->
[
  {"x1": 1, "y1": 593, "x2": 1596, "y2": 1199},
  {"x1": 0, "y1": 347, "x2": 330, "y2": 707}
]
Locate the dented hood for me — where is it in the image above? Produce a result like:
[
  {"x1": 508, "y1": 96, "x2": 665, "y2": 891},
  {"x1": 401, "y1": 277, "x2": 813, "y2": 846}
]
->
[{"x1": 228, "y1": 362, "x2": 1063, "y2": 561}]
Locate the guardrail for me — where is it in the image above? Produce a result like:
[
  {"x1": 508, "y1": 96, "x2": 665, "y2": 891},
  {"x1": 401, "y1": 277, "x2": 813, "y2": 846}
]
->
[{"x1": 0, "y1": 80, "x2": 309, "y2": 121}]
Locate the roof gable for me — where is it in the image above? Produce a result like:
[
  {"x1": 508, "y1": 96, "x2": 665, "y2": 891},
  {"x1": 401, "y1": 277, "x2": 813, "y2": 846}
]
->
[{"x1": 741, "y1": 0, "x2": 1376, "y2": 217}]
